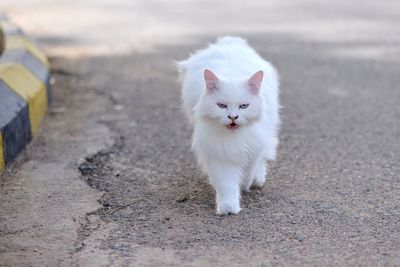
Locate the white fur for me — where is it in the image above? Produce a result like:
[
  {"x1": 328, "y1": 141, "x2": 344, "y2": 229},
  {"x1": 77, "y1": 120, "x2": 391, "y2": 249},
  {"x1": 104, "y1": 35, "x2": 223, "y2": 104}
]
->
[{"x1": 178, "y1": 37, "x2": 280, "y2": 215}]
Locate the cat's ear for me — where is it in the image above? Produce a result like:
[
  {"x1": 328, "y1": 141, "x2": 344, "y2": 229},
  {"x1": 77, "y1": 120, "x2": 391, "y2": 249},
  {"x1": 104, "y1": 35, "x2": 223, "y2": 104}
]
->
[
  {"x1": 204, "y1": 69, "x2": 219, "y2": 94},
  {"x1": 248, "y1": 70, "x2": 264, "y2": 94}
]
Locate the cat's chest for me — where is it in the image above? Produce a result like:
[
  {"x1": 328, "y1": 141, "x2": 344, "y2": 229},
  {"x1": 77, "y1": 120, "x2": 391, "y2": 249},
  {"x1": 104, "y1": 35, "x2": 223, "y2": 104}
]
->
[
  {"x1": 219, "y1": 132, "x2": 263, "y2": 155},
  {"x1": 195, "y1": 126, "x2": 265, "y2": 163}
]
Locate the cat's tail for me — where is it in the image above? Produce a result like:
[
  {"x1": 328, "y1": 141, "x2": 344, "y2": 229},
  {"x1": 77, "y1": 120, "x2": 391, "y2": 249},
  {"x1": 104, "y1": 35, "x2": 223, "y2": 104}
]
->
[
  {"x1": 176, "y1": 36, "x2": 247, "y2": 71},
  {"x1": 176, "y1": 36, "x2": 248, "y2": 83},
  {"x1": 216, "y1": 36, "x2": 248, "y2": 46},
  {"x1": 176, "y1": 59, "x2": 187, "y2": 71},
  {"x1": 175, "y1": 59, "x2": 187, "y2": 84}
]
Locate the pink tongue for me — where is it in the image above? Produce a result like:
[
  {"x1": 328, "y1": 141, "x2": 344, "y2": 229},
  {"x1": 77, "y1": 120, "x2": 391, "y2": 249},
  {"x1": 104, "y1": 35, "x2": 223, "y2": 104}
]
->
[{"x1": 228, "y1": 123, "x2": 237, "y2": 129}]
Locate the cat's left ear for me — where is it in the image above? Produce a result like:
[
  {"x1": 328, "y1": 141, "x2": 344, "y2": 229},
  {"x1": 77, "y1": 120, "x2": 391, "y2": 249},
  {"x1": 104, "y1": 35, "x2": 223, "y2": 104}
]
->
[{"x1": 248, "y1": 70, "x2": 264, "y2": 95}]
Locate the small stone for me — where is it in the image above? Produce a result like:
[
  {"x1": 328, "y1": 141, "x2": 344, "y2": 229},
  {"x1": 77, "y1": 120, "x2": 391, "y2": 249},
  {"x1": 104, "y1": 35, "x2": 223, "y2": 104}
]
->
[
  {"x1": 114, "y1": 105, "x2": 124, "y2": 111},
  {"x1": 50, "y1": 106, "x2": 66, "y2": 115},
  {"x1": 176, "y1": 194, "x2": 189, "y2": 202},
  {"x1": 77, "y1": 157, "x2": 87, "y2": 166}
]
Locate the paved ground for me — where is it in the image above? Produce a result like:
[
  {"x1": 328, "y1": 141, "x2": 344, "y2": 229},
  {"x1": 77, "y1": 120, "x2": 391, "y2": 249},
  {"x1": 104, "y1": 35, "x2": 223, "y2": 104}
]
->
[{"x1": 1, "y1": 0, "x2": 400, "y2": 266}]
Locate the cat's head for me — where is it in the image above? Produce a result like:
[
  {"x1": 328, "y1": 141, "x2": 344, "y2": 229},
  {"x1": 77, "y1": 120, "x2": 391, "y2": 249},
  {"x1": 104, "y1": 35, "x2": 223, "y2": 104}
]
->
[{"x1": 196, "y1": 69, "x2": 264, "y2": 131}]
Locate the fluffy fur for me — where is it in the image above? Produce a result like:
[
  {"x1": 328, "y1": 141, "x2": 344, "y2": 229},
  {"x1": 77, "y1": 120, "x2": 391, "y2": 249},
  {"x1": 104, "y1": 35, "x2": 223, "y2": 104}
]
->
[{"x1": 178, "y1": 37, "x2": 280, "y2": 215}]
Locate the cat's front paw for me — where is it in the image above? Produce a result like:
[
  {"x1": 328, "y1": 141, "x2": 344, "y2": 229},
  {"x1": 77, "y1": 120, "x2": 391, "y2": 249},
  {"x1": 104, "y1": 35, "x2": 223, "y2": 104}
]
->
[
  {"x1": 253, "y1": 175, "x2": 266, "y2": 187},
  {"x1": 217, "y1": 202, "x2": 241, "y2": 215}
]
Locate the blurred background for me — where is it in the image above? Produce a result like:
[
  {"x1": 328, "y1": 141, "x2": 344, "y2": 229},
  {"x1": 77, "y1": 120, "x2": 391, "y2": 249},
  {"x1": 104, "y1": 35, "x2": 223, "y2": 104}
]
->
[{"x1": 2, "y1": 0, "x2": 400, "y2": 59}]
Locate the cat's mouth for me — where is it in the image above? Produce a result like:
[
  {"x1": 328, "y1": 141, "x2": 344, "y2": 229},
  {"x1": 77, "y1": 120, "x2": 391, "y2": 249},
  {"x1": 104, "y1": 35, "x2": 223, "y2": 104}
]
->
[{"x1": 227, "y1": 122, "x2": 239, "y2": 130}]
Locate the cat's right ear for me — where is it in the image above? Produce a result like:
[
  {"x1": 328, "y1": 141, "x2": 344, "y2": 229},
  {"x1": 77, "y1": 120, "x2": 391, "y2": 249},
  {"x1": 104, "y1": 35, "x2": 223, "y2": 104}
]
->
[
  {"x1": 204, "y1": 69, "x2": 219, "y2": 94},
  {"x1": 248, "y1": 70, "x2": 263, "y2": 95}
]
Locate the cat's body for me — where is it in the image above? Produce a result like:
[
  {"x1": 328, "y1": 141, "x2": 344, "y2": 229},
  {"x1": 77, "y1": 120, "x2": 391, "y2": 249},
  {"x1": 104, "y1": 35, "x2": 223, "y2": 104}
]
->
[{"x1": 178, "y1": 37, "x2": 280, "y2": 214}]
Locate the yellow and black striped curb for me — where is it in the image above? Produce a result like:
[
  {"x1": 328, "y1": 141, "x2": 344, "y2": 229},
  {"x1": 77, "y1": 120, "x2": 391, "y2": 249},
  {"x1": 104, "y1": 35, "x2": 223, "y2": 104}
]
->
[{"x1": 0, "y1": 15, "x2": 51, "y2": 174}]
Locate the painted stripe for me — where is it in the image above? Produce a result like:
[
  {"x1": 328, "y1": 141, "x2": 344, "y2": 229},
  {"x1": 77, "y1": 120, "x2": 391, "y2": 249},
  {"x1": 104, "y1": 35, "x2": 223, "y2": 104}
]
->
[
  {"x1": 0, "y1": 80, "x2": 31, "y2": 164},
  {"x1": 0, "y1": 50, "x2": 49, "y2": 82},
  {"x1": 0, "y1": 80, "x2": 29, "y2": 131},
  {"x1": 0, "y1": 132, "x2": 4, "y2": 173},
  {"x1": 0, "y1": 17, "x2": 51, "y2": 173},
  {"x1": 6, "y1": 35, "x2": 49, "y2": 67},
  {"x1": 0, "y1": 64, "x2": 47, "y2": 136}
]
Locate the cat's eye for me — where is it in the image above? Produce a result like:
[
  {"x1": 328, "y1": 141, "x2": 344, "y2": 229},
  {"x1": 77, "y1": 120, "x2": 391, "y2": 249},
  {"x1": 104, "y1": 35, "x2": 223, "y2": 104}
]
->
[
  {"x1": 239, "y1": 104, "x2": 249, "y2": 109},
  {"x1": 217, "y1": 103, "x2": 227, "y2": 109}
]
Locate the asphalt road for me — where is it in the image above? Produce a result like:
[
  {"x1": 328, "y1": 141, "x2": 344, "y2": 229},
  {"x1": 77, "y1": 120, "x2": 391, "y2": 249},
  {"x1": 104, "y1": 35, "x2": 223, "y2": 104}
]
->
[{"x1": 1, "y1": 1, "x2": 399, "y2": 266}]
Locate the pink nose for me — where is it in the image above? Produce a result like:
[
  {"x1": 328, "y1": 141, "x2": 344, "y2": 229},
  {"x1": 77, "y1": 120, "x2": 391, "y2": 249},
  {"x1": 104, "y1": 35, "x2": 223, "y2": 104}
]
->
[{"x1": 228, "y1": 115, "x2": 238, "y2": 120}]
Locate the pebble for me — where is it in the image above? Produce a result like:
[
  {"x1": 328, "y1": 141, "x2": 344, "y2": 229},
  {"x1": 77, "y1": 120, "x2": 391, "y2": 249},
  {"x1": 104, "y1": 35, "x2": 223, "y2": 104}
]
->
[{"x1": 176, "y1": 194, "x2": 189, "y2": 202}]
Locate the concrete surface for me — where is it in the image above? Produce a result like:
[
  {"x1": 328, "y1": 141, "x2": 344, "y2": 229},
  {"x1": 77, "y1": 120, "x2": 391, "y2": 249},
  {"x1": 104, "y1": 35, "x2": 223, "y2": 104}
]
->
[
  {"x1": 0, "y1": 19, "x2": 50, "y2": 173},
  {"x1": 0, "y1": 0, "x2": 400, "y2": 266}
]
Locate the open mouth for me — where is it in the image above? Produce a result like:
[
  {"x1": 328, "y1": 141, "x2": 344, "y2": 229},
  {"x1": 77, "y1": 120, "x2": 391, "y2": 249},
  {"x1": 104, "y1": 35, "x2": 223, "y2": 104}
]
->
[{"x1": 227, "y1": 122, "x2": 239, "y2": 130}]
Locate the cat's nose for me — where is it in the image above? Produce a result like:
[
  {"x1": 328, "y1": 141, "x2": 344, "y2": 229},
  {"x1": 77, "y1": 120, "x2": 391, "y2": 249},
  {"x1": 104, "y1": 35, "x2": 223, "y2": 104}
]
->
[{"x1": 228, "y1": 115, "x2": 239, "y2": 120}]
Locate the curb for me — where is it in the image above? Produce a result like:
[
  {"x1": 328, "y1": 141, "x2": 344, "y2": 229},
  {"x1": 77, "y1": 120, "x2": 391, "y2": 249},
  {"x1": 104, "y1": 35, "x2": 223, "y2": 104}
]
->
[{"x1": 0, "y1": 16, "x2": 51, "y2": 174}]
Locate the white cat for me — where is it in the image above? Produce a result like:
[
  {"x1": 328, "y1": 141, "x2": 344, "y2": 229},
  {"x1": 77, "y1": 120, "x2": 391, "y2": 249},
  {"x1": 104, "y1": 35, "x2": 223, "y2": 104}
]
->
[{"x1": 178, "y1": 37, "x2": 280, "y2": 215}]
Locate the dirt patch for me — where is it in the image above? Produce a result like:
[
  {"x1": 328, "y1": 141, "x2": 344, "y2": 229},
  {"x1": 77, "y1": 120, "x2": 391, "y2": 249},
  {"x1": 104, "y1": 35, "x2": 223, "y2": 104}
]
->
[{"x1": 0, "y1": 57, "x2": 116, "y2": 266}]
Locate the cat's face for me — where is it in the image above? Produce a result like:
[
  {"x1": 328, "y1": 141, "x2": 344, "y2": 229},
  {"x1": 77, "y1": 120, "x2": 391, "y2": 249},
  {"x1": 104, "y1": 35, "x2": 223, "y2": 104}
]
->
[{"x1": 197, "y1": 70, "x2": 264, "y2": 131}]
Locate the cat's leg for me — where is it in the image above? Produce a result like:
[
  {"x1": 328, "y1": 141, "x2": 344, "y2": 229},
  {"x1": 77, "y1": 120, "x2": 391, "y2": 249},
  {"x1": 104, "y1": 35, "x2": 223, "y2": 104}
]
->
[
  {"x1": 242, "y1": 161, "x2": 257, "y2": 192},
  {"x1": 242, "y1": 155, "x2": 265, "y2": 191},
  {"x1": 252, "y1": 160, "x2": 267, "y2": 187},
  {"x1": 252, "y1": 136, "x2": 276, "y2": 187},
  {"x1": 207, "y1": 161, "x2": 242, "y2": 215}
]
